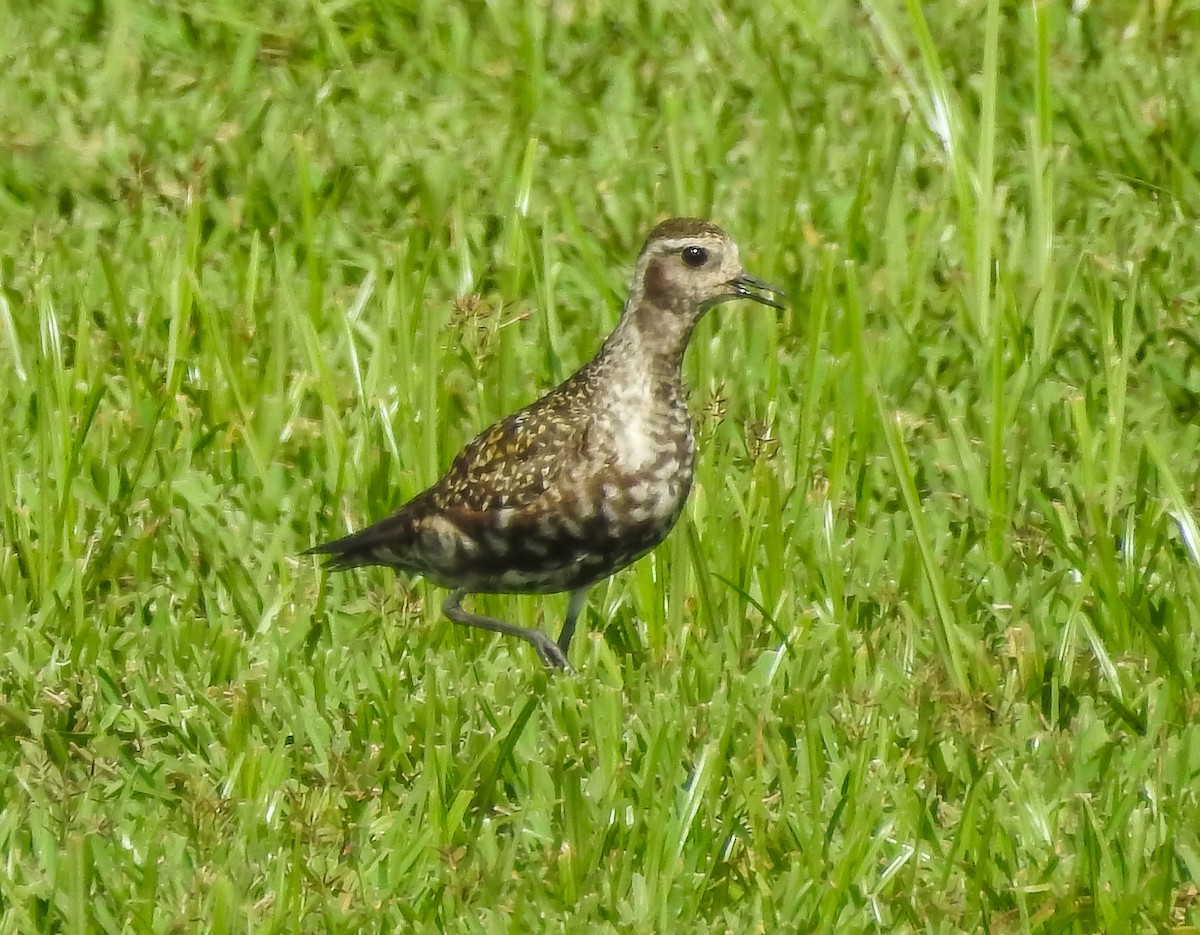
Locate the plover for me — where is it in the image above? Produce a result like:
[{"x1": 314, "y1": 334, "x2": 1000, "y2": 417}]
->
[{"x1": 308, "y1": 218, "x2": 784, "y2": 668}]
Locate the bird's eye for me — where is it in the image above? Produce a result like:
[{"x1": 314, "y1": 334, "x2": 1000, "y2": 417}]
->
[{"x1": 681, "y1": 245, "x2": 708, "y2": 268}]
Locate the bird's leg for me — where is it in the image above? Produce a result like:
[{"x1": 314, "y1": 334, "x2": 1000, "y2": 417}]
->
[
  {"x1": 442, "y1": 589, "x2": 570, "y2": 669},
  {"x1": 557, "y1": 587, "x2": 589, "y2": 655}
]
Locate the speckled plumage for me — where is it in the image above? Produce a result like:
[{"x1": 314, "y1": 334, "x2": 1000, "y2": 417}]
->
[{"x1": 308, "y1": 218, "x2": 784, "y2": 668}]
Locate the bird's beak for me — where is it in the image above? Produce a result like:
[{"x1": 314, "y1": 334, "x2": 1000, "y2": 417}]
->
[{"x1": 728, "y1": 273, "x2": 786, "y2": 310}]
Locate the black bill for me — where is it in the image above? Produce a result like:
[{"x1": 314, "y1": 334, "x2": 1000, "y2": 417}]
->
[{"x1": 729, "y1": 273, "x2": 786, "y2": 310}]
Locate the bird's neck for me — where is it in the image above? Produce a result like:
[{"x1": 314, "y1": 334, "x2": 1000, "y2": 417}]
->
[
  {"x1": 577, "y1": 301, "x2": 699, "y2": 474},
  {"x1": 594, "y1": 298, "x2": 701, "y2": 389}
]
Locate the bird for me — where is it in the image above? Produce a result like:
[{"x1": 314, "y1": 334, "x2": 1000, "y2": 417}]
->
[{"x1": 307, "y1": 217, "x2": 785, "y2": 669}]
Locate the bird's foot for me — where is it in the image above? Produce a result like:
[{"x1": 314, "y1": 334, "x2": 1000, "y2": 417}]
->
[{"x1": 529, "y1": 630, "x2": 571, "y2": 670}]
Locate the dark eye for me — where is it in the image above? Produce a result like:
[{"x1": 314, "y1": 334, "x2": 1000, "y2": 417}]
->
[{"x1": 681, "y1": 245, "x2": 708, "y2": 268}]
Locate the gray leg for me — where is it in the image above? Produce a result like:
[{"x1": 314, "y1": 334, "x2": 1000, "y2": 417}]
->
[
  {"x1": 442, "y1": 589, "x2": 570, "y2": 669},
  {"x1": 557, "y1": 587, "x2": 589, "y2": 654}
]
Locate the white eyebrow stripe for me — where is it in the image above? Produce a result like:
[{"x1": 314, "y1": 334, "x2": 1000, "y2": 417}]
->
[{"x1": 650, "y1": 236, "x2": 724, "y2": 251}]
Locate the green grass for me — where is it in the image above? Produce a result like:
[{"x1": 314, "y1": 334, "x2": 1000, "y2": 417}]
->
[{"x1": 3, "y1": 0, "x2": 1200, "y2": 931}]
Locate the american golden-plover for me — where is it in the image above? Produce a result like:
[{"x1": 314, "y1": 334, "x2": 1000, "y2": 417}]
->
[{"x1": 308, "y1": 218, "x2": 784, "y2": 668}]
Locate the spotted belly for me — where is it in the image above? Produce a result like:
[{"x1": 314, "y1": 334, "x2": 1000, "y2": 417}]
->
[{"x1": 403, "y1": 466, "x2": 693, "y2": 595}]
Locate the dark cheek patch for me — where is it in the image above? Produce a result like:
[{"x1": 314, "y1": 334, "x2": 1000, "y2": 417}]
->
[{"x1": 642, "y1": 258, "x2": 672, "y2": 307}]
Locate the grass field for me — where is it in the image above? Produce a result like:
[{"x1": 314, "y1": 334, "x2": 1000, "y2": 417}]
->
[{"x1": 3, "y1": 1, "x2": 1200, "y2": 931}]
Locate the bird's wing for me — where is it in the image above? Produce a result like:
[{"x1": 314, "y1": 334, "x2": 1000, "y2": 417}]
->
[{"x1": 430, "y1": 396, "x2": 592, "y2": 512}]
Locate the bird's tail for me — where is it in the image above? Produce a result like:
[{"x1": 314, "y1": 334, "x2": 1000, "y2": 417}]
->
[
  {"x1": 303, "y1": 535, "x2": 371, "y2": 571},
  {"x1": 304, "y1": 511, "x2": 415, "y2": 571}
]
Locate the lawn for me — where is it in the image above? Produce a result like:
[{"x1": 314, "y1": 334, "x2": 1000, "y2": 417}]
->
[{"x1": 3, "y1": 1, "x2": 1200, "y2": 931}]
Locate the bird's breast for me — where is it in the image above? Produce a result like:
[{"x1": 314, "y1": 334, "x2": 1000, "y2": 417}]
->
[
  {"x1": 597, "y1": 374, "x2": 692, "y2": 466},
  {"x1": 586, "y1": 377, "x2": 695, "y2": 531}
]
